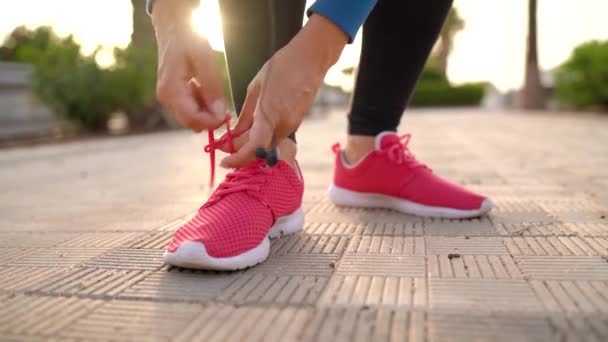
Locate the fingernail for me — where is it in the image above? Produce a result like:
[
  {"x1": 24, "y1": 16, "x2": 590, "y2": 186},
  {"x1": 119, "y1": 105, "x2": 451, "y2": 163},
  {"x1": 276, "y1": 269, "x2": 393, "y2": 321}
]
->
[{"x1": 210, "y1": 99, "x2": 226, "y2": 119}]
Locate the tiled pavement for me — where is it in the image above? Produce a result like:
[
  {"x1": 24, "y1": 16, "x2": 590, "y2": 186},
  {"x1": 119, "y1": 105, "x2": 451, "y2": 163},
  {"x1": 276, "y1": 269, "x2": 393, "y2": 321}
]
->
[{"x1": 1, "y1": 109, "x2": 607, "y2": 341}]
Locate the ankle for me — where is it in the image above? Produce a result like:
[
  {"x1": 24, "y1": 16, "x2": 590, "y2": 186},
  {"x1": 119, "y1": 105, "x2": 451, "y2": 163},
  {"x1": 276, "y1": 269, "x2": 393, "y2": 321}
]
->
[
  {"x1": 278, "y1": 139, "x2": 297, "y2": 165},
  {"x1": 344, "y1": 135, "x2": 375, "y2": 165}
]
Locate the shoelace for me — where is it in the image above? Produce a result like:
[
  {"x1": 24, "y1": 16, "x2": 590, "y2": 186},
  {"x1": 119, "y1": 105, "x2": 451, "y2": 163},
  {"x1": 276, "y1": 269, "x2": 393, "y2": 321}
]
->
[
  {"x1": 386, "y1": 134, "x2": 428, "y2": 169},
  {"x1": 203, "y1": 116, "x2": 247, "y2": 189}
]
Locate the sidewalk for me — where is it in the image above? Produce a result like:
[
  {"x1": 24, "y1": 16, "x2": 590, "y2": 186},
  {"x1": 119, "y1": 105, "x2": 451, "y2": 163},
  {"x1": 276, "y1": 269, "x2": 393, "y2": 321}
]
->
[{"x1": 1, "y1": 109, "x2": 607, "y2": 341}]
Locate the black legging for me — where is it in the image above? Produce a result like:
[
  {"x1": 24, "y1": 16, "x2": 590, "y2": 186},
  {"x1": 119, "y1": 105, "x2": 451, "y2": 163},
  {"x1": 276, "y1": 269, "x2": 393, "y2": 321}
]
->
[{"x1": 218, "y1": 0, "x2": 452, "y2": 139}]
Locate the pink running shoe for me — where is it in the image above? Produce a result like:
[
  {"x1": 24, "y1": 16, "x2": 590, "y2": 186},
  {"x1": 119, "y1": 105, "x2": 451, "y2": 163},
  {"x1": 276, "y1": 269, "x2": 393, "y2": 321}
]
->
[
  {"x1": 329, "y1": 131, "x2": 492, "y2": 219},
  {"x1": 164, "y1": 118, "x2": 304, "y2": 270},
  {"x1": 164, "y1": 160, "x2": 304, "y2": 270}
]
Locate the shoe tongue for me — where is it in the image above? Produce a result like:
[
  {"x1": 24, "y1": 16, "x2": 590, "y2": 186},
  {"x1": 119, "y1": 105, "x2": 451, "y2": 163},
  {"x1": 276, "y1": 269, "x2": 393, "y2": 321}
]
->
[{"x1": 375, "y1": 131, "x2": 401, "y2": 151}]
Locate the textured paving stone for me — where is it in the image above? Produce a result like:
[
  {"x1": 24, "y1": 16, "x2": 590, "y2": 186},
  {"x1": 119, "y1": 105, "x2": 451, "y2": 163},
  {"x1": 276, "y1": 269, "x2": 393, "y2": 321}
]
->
[
  {"x1": 303, "y1": 221, "x2": 423, "y2": 236},
  {"x1": 2, "y1": 110, "x2": 608, "y2": 340},
  {"x1": 422, "y1": 217, "x2": 498, "y2": 236},
  {"x1": 0, "y1": 294, "x2": 103, "y2": 338},
  {"x1": 515, "y1": 256, "x2": 608, "y2": 280},
  {"x1": 346, "y1": 235, "x2": 425, "y2": 255},
  {"x1": 120, "y1": 268, "x2": 236, "y2": 302},
  {"x1": 0, "y1": 233, "x2": 80, "y2": 247},
  {"x1": 426, "y1": 236, "x2": 507, "y2": 254},
  {"x1": 7, "y1": 248, "x2": 111, "y2": 267},
  {"x1": 497, "y1": 222, "x2": 578, "y2": 236},
  {"x1": 428, "y1": 312, "x2": 554, "y2": 342},
  {"x1": 36, "y1": 268, "x2": 151, "y2": 297},
  {"x1": 175, "y1": 305, "x2": 311, "y2": 342},
  {"x1": 428, "y1": 255, "x2": 522, "y2": 279},
  {"x1": 61, "y1": 300, "x2": 202, "y2": 341},
  {"x1": 218, "y1": 273, "x2": 328, "y2": 305},
  {"x1": 530, "y1": 280, "x2": 608, "y2": 314},
  {"x1": 505, "y1": 236, "x2": 607, "y2": 256},
  {"x1": 548, "y1": 313, "x2": 608, "y2": 342},
  {"x1": 0, "y1": 267, "x2": 72, "y2": 292},
  {"x1": 0, "y1": 248, "x2": 38, "y2": 265},
  {"x1": 319, "y1": 276, "x2": 426, "y2": 307},
  {"x1": 335, "y1": 254, "x2": 426, "y2": 277},
  {"x1": 299, "y1": 307, "x2": 419, "y2": 342},
  {"x1": 58, "y1": 232, "x2": 143, "y2": 248},
  {"x1": 429, "y1": 279, "x2": 544, "y2": 312},
  {"x1": 84, "y1": 248, "x2": 164, "y2": 270},
  {"x1": 270, "y1": 234, "x2": 350, "y2": 255},
  {"x1": 488, "y1": 200, "x2": 557, "y2": 225},
  {"x1": 247, "y1": 253, "x2": 340, "y2": 276}
]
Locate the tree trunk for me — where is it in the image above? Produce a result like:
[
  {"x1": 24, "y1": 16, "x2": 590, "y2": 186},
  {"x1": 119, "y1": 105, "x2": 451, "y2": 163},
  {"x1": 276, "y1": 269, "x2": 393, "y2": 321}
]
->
[
  {"x1": 131, "y1": 0, "x2": 156, "y2": 50},
  {"x1": 436, "y1": 31, "x2": 451, "y2": 77},
  {"x1": 520, "y1": 0, "x2": 545, "y2": 109}
]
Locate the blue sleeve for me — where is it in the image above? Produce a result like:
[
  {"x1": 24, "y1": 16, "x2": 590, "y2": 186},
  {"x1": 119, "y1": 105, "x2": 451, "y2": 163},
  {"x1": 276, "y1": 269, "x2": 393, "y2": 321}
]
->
[{"x1": 307, "y1": 0, "x2": 378, "y2": 43}]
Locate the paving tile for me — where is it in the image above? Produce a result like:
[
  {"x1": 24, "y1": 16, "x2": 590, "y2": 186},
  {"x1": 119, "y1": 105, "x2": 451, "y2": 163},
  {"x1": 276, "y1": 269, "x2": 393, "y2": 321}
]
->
[
  {"x1": 35, "y1": 268, "x2": 150, "y2": 297},
  {"x1": 428, "y1": 255, "x2": 522, "y2": 279},
  {"x1": 217, "y1": 273, "x2": 328, "y2": 305},
  {"x1": 429, "y1": 279, "x2": 544, "y2": 312},
  {"x1": 428, "y1": 312, "x2": 553, "y2": 342},
  {"x1": 547, "y1": 313, "x2": 608, "y2": 342},
  {"x1": 299, "y1": 307, "x2": 418, "y2": 342},
  {"x1": 0, "y1": 248, "x2": 38, "y2": 265},
  {"x1": 84, "y1": 248, "x2": 164, "y2": 270},
  {"x1": 505, "y1": 236, "x2": 607, "y2": 256},
  {"x1": 303, "y1": 222, "x2": 423, "y2": 236},
  {"x1": 58, "y1": 232, "x2": 142, "y2": 248},
  {"x1": 0, "y1": 267, "x2": 72, "y2": 292},
  {"x1": 7, "y1": 248, "x2": 110, "y2": 268},
  {"x1": 0, "y1": 294, "x2": 103, "y2": 338},
  {"x1": 497, "y1": 222, "x2": 577, "y2": 236},
  {"x1": 514, "y1": 256, "x2": 608, "y2": 280},
  {"x1": 426, "y1": 237, "x2": 507, "y2": 254},
  {"x1": 128, "y1": 231, "x2": 173, "y2": 249},
  {"x1": 175, "y1": 305, "x2": 311, "y2": 342},
  {"x1": 0, "y1": 233, "x2": 80, "y2": 248},
  {"x1": 488, "y1": 200, "x2": 556, "y2": 225},
  {"x1": 319, "y1": 276, "x2": 426, "y2": 308},
  {"x1": 565, "y1": 223, "x2": 608, "y2": 237},
  {"x1": 61, "y1": 300, "x2": 202, "y2": 341},
  {"x1": 306, "y1": 202, "x2": 423, "y2": 225},
  {"x1": 530, "y1": 280, "x2": 608, "y2": 314},
  {"x1": 423, "y1": 217, "x2": 498, "y2": 236},
  {"x1": 335, "y1": 254, "x2": 425, "y2": 277},
  {"x1": 270, "y1": 234, "x2": 350, "y2": 255},
  {"x1": 245, "y1": 254, "x2": 339, "y2": 277},
  {"x1": 346, "y1": 236, "x2": 425, "y2": 255},
  {"x1": 120, "y1": 268, "x2": 236, "y2": 302}
]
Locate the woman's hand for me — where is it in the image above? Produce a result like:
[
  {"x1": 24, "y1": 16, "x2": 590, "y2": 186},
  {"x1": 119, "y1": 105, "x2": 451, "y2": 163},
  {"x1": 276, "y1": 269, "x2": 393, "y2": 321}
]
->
[
  {"x1": 220, "y1": 14, "x2": 348, "y2": 168},
  {"x1": 152, "y1": 0, "x2": 227, "y2": 132}
]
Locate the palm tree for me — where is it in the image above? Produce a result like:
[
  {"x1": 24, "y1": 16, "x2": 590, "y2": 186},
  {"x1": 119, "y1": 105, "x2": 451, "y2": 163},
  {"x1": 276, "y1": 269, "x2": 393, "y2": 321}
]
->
[
  {"x1": 436, "y1": 8, "x2": 465, "y2": 78},
  {"x1": 520, "y1": 0, "x2": 545, "y2": 109}
]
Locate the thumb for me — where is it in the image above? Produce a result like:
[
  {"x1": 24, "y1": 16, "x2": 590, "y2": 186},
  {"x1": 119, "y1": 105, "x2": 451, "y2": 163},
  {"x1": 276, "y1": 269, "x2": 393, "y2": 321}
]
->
[{"x1": 220, "y1": 104, "x2": 274, "y2": 169}]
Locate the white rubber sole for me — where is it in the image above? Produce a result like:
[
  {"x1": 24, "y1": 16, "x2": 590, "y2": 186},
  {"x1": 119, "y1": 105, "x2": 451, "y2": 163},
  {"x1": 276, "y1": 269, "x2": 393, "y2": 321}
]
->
[
  {"x1": 328, "y1": 184, "x2": 492, "y2": 219},
  {"x1": 163, "y1": 208, "x2": 304, "y2": 271}
]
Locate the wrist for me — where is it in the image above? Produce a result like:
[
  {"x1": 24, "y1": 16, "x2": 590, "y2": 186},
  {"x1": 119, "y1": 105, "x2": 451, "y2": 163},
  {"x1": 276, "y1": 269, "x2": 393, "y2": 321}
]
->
[
  {"x1": 299, "y1": 14, "x2": 348, "y2": 70},
  {"x1": 151, "y1": 0, "x2": 196, "y2": 32}
]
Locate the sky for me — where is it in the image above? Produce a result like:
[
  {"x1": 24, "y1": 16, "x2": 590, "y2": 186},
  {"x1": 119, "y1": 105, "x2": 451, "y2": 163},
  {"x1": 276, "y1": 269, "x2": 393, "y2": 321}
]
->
[{"x1": 1, "y1": 0, "x2": 607, "y2": 92}]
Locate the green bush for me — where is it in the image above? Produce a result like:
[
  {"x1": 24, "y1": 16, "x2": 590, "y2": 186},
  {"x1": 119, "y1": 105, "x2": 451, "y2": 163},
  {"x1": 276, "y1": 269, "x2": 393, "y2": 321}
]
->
[
  {"x1": 18, "y1": 29, "x2": 118, "y2": 131},
  {"x1": 1, "y1": 26, "x2": 161, "y2": 132},
  {"x1": 555, "y1": 40, "x2": 608, "y2": 110},
  {"x1": 411, "y1": 81, "x2": 485, "y2": 107}
]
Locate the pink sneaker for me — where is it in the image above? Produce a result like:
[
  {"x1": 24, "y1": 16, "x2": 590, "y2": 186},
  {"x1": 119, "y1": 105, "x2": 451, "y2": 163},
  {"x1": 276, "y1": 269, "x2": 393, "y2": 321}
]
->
[
  {"x1": 329, "y1": 131, "x2": 492, "y2": 219},
  {"x1": 164, "y1": 160, "x2": 304, "y2": 270},
  {"x1": 164, "y1": 118, "x2": 304, "y2": 270}
]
